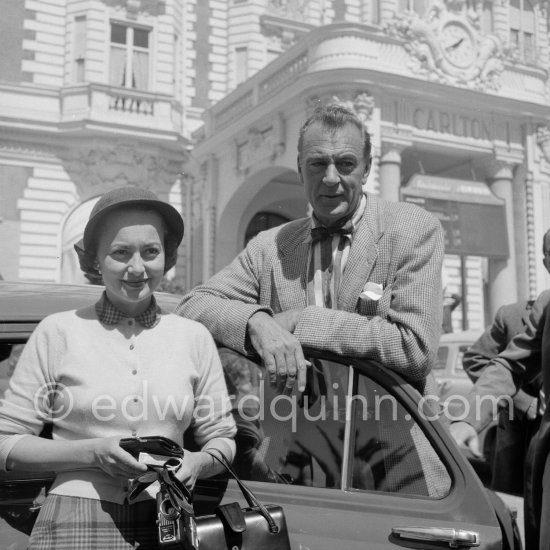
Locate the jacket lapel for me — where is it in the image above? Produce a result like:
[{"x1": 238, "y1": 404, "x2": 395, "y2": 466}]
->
[
  {"x1": 273, "y1": 219, "x2": 311, "y2": 311},
  {"x1": 337, "y1": 194, "x2": 383, "y2": 312}
]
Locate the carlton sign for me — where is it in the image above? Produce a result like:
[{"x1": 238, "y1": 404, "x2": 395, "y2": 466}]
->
[{"x1": 412, "y1": 108, "x2": 492, "y2": 141}]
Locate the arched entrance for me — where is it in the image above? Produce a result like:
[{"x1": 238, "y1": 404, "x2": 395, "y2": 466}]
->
[
  {"x1": 59, "y1": 196, "x2": 100, "y2": 284},
  {"x1": 214, "y1": 167, "x2": 307, "y2": 271},
  {"x1": 244, "y1": 212, "x2": 291, "y2": 247}
]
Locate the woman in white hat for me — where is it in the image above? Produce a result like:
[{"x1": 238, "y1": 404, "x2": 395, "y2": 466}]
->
[{"x1": 0, "y1": 186, "x2": 236, "y2": 549}]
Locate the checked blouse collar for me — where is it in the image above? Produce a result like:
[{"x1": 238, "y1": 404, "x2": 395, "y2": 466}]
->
[{"x1": 95, "y1": 292, "x2": 161, "y2": 328}]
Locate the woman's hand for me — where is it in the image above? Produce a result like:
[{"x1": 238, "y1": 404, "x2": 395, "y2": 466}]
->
[
  {"x1": 174, "y1": 450, "x2": 209, "y2": 490},
  {"x1": 91, "y1": 436, "x2": 148, "y2": 480}
]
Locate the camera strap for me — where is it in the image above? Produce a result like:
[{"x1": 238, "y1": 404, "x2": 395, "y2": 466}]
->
[{"x1": 156, "y1": 460, "x2": 199, "y2": 550}]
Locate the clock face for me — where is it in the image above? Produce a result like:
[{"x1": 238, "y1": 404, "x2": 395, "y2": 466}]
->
[{"x1": 440, "y1": 22, "x2": 476, "y2": 69}]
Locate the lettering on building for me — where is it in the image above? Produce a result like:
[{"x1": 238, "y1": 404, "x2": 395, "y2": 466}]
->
[{"x1": 412, "y1": 108, "x2": 492, "y2": 140}]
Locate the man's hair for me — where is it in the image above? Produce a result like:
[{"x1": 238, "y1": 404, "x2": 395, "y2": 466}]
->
[
  {"x1": 543, "y1": 228, "x2": 550, "y2": 254},
  {"x1": 297, "y1": 103, "x2": 372, "y2": 162}
]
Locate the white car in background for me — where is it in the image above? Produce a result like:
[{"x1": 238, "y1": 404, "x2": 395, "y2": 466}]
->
[{"x1": 435, "y1": 330, "x2": 497, "y2": 467}]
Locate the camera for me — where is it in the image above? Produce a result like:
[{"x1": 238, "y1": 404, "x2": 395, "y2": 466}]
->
[{"x1": 157, "y1": 487, "x2": 182, "y2": 548}]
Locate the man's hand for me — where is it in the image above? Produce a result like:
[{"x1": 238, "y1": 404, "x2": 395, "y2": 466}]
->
[
  {"x1": 247, "y1": 311, "x2": 307, "y2": 395},
  {"x1": 273, "y1": 309, "x2": 302, "y2": 333},
  {"x1": 448, "y1": 421, "x2": 482, "y2": 458}
]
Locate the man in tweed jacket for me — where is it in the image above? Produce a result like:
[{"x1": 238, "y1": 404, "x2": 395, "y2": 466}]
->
[{"x1": 177, "y1": 104, "x2": 445, "y2": 394}]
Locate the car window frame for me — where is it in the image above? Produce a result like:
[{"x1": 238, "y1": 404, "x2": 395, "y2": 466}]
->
[
  {"x1": 221, "y1": 347, "x2": 457, "y2": 499},
  {"x1": 335, "y1": 359, "x2": 453, "y2": 497}
]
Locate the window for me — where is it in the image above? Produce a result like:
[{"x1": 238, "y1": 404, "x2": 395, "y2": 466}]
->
[
  {"x1": 110, "y1": 22, "x2": 150, "y2": 90},
  {"x1": 482, "y1": 2, "x2": 494, "y2": 34},
  {"x1": 235, "y1": 46, "x2": 248, "y2": 85},
  {"x1": 510, "y1": 0, "x2": 536, "y2": 64},
  {"x1": 244, "y1": 212, "x2": 290, "y2": 246},
  {"x1": 73, "y1": 15, "x2": 87, "y2": 82},
  {"x1": 222, "y1": 351, "x2": 350, "y2": 487},
  {"x1": 398, "y1": 0, "x2": 429, "y2": 17},
  {"x1": 454, "y1": 345, "x2": 470, "y2": 374},
  {"x1": 223, "y1": 350, "x2": 452, "y2": 498},
  {"x1": 174, "y1": 33, "x2": 181, "y2": 98},
  {"x1": 350, "y1": 372, "x2": 450, "y2": 497},
  {"x1": 367, "y1": 0, "x2": 381, "y2": 25},
  {"x1": 434, "y1": 345, "x2": 449, "y2": 370}
]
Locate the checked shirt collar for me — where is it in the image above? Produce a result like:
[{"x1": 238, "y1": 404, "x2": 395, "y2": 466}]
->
[{"x1": 95, "y1": 292, "x2": 161, "y2": 328}]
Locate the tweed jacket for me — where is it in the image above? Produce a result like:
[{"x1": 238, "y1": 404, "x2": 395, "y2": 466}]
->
[
  {"x1": 463, "y1": 300, "x2": 541, "y2": 413},
  {"x1": 177, "y1": 193, "x2": 445, "y2": 383}
]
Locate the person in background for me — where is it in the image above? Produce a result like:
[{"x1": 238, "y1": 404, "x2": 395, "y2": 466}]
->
[
  {"x1": 463, "y1": 299, "x2": 541, "y2": 493},
  {"x1": 450, "y1": 229, "x2": 550, "y2": 550},
  {"x1": 442, "y1": 289, "x2": 461, "y2": 334},
  {"x1": 0, "y1": 187, "x2": 236, "y2": 549},
  {"x1": 176, "y1": 103, "x2": 445, "y2": 396}
]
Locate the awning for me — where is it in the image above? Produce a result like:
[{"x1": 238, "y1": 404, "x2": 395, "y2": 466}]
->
[{"x1": 401, "y1": 174, "x2": 509, "y2": 259}]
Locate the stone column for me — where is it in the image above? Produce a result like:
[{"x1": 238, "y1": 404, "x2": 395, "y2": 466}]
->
[
  {"x1": 525, "y1": 170, "x2": 537, "y2": 299},
  {"x1": 379, "y1": 144, "x2": 403, "y2": 202},
  {"x1": 487, "y1": 161, "x2": 517, "y2": 320},
  {"x1": 202, "y1": 154, "x2": 219, "y2": 280}
]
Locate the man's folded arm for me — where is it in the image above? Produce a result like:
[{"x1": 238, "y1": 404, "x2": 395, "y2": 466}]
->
[
  {"x1": 293, "y1": 217, "x2": 444, "y2": 382},
  {"x1": 175, "y1": 248, "x2": 272, "y2": 354}
]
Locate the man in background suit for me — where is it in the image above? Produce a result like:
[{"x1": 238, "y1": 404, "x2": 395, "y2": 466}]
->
[
  {"x1": 176, "y1": 103, "x2": 445, "y2": 394},
  {"x1": 463, "y1": 299, "x2": 541, "y2": 493},
  {"x1": 454, "y1": 229, "x2": 550, "y2": 548}
]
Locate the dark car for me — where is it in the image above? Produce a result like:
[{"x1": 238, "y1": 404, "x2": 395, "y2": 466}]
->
[{"x1": 0, "y1": 282, "x2": 522, "y2": 549}]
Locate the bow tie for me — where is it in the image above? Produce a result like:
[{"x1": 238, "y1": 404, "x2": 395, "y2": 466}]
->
[{"x1": 310, "y1": 222, "x2": 353, "y2": 243}]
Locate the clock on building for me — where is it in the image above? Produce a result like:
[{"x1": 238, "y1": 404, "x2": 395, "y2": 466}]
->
[
  {"x1": 439, "y1": 20, "x2": 477, "y2": 70},
  {"x1": 387, "y1": 8, "x2": 502, "y2": 86}
]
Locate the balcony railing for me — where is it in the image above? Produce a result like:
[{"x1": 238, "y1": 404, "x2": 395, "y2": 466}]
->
[{"x1": 0, "y1": 82, "x2": 182, "y2": 135}]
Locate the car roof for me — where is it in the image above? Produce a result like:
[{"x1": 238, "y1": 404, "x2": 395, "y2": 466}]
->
[{"x1": 0, "y1": 281, "x2": 181, "y2": 322}]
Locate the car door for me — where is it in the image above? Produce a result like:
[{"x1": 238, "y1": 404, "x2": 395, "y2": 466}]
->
[
  {"x1": 210, "y1": 349, "x2": 504, "y2": 549},
  {"x1": 0, "y1": 335, "x2": 56, "y2": 550},
  {"x1": 0, "y1": 342, "x2": 506, "y2": 549}
]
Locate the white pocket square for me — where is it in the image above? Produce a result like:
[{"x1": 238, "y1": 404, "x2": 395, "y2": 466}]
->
[{"x1": 359, "y1": 282, "x2": 383, "y2": 302}]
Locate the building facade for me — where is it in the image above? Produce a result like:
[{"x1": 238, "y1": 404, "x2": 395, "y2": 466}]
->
[
  {"x1": 185, "y1": 0, "x2": 550, "y2": 330},
  {"x1": 1, "y1": 0, "x2": 550, "y2": 330},
  {"x1": 0, "y1": 0, "x2": 191, "y2": 284}
]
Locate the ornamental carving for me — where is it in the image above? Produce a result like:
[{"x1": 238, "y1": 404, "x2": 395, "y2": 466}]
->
[
  {"x1": 306, "y1": 92, "x2": 375, "y2": 128},
  {"x1": 235, "y1": 122, "x2": 286, "y2": 175},
  {"x1": 104, "y1": 0, "x2": 166, "y2": 17},
  {"x1": 267, "y1": 0, "x2": 312, "y2": 21},
  {"x1": 61, "y1": 143, "x2": 181, "y2": 194},
  {"x1": 191, "y1": 173, "x2": 204, "y2": 230},
  {"x1": 536, "y1": 125, "x2": 550, "y2": 164},
  {"x1": 0, "y1": 140, "x2": 59, "y2": 159},
  {"x1": 383, "y1": 2, "x2": 503, "y2": 91}
]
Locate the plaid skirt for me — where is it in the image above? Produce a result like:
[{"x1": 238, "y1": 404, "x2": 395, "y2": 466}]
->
[{"x1": 29, "y1": 494, "x2": 158, "y2": 549}]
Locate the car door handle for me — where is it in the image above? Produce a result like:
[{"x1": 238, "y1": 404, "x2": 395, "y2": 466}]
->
[{"x1": 392, "y1": 526, "x2": 480, "y2": 548}]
